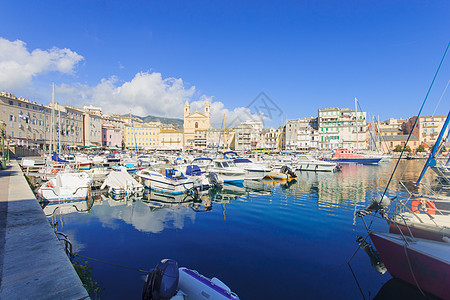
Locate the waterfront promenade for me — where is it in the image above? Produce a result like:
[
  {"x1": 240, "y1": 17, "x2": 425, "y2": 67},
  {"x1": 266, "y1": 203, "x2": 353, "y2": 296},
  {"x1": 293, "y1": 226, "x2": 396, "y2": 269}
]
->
[{"x1": 0, "y1": 160, "x2": 89, "y2": 299}]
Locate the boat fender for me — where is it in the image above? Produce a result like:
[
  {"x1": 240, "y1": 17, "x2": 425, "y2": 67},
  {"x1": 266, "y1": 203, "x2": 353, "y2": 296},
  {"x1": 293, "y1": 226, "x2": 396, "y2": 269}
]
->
[
  {"x1": 51, "y1": 168, "x2": 57, "y2": 174},
  {"x1": 47, "y1": 181, "x2": 54, "y2": 188},
  {"x1": 211, "y1": 277, "x2": 231, "y2": 293},
  {"x1": 411, "y1": 199, "x2": 436, "y2": 215},
  {"x1": 142, "y1": 259, "x2": 179, "y2": 300}
]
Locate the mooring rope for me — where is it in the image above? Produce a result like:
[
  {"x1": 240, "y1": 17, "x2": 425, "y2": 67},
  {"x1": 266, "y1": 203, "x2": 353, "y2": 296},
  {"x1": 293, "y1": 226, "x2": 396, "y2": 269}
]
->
[{"x1": 74, "y1": 253, "x2": 150, "y2": 273}]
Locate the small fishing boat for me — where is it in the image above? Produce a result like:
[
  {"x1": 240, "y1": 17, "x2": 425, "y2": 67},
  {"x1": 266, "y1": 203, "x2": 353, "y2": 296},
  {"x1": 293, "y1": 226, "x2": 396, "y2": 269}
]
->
[
  {"x1": 264, "y1": 166, "x2": 297, "y2": 181},
  {"x1": 142, "y1": 259, "x2": 240, "y2": 300},
  {"x1": 136, "y1": 168, "x2": 201, "y2": 195},
  {"x1": 37, "y1": 172, "x2": 93, "y2": 202}
]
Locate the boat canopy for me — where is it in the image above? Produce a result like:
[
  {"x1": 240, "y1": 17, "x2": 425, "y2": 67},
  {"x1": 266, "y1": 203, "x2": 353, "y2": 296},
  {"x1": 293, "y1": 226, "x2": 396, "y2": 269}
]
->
[
  {"x1": 193, "y1": 157, "x2": 212, "y2": 161},
  {"x1": 186, "y1": 165, "x2": 202, "y2": 176},
  {"x1": 234, "y1": 158, "x2": 252, "y2": 164}
]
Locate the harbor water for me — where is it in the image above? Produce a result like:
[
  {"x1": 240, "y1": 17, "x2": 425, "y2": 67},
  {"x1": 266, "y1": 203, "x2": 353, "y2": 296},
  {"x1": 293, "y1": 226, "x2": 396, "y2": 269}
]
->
[{"x1": 47, "y1": 160, "x2": 438, "y2": 299}]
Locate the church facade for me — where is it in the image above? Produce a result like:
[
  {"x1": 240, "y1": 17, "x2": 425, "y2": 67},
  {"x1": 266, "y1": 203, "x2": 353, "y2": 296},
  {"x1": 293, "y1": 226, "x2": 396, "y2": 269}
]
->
[{"x1": 183, "y1": 101, "x2": 211, "y2": 149}]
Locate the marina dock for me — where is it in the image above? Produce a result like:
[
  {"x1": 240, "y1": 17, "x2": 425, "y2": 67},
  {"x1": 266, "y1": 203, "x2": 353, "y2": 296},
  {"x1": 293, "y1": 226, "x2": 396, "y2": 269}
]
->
[{"x1": 0, "y1": 160, "x2": 89, "y2": 299}]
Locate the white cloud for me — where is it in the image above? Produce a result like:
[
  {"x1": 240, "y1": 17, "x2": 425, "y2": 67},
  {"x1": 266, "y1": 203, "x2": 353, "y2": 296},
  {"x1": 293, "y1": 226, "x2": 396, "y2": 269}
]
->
[
  {"x1": 58, "y1": 71, "x2": 267, "y2": 127},
  {"x1": 0, "y1": 37, "x2": 84, "y2": 89}
]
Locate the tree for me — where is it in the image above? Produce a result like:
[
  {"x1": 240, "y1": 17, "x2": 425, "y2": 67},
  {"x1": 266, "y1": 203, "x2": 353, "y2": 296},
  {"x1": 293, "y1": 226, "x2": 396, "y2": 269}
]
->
[
  {"x1": 404, "y1": 145, "x2": 412, "y2": 153},
  {"x1": 393, "y1": 145, "x2": 403, "y2": 152},
  {"x1": 416, "y1": 144, "x2": 426, "y2": 153}
]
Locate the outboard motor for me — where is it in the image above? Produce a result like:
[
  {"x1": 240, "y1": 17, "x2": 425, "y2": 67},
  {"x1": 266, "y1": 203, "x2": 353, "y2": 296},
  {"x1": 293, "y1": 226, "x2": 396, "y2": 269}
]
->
[
  {"x1": 142, "y1": 259, "x2": 179, "y2": 300},
  {"x1": 208, "y1": 172, "x2": 222, "y2": 188},
  {"x1": 280, "y1": 166, "x2": 297, "y2": 179}
]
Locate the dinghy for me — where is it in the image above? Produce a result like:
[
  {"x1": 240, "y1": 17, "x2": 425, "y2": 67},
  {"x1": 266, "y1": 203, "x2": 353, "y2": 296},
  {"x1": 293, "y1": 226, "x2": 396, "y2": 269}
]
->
[{"x1": 142, "y1": 259, "x2": 240, "y2": 300}]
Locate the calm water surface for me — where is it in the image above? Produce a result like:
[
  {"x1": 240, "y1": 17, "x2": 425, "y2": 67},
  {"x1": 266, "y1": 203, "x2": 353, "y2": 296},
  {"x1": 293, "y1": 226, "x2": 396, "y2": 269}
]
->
[{"x1": 49, "y1": 160, "x2": 439, "y2": 299}]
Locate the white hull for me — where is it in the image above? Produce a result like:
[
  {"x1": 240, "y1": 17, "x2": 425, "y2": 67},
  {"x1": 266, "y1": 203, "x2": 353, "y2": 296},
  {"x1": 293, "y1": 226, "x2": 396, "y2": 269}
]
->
[
  {"x1": 137, "y1": 170, "x2": 199, "y2": 195},
  {"x1": 211, "y1": 169, "x2": 246, "y2": 183},
  {"x1": 38, "y1": 172, "x2": 92, "y2": 202},
  {"x1": 296, "y1": 162, "x2": 337, "y2": 172}
]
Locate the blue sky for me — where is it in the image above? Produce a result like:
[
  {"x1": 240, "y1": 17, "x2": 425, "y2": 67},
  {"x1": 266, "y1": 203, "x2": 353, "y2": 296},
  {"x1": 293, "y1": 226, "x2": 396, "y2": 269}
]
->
[{"x1": 1, "y1": 0, "x2": 449, "y2": 127}]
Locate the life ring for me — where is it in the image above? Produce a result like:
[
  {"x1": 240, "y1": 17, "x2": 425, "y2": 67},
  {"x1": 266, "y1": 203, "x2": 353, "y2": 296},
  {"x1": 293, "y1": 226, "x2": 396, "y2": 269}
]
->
[
  {"x1": 47, "y1": 181, "x2": 54, "y2": 188},
  {"x1": 50, "y1": 169, "x2": 57, "y2": 174},
  {"x1": 411, "y1": 199, "x2": 436, "y2": 215}
]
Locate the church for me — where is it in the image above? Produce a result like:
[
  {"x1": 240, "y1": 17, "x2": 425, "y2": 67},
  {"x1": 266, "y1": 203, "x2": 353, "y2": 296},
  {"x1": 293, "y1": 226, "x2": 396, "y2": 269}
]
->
[{"x1": 183, "y1": 100, "x2": 211, "y2": 149}]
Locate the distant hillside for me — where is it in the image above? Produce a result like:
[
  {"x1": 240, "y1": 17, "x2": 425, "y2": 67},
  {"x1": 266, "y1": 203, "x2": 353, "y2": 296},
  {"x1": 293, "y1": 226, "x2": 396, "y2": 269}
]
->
[{"x1": 130, "y1": 114, "x2": 184, "y2": 128}]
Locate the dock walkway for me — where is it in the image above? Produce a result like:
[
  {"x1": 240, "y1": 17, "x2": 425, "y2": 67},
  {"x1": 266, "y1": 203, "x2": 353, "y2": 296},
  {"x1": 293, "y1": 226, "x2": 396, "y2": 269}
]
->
[{"x1": 0, "y1": 160, "x2": 89, "y2": 299}]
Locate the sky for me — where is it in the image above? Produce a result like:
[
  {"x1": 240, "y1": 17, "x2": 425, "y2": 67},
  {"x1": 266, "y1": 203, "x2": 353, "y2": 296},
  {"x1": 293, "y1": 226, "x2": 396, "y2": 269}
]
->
[{"x1": 1, "y1": 0, "x2": 449, "y2": 128}]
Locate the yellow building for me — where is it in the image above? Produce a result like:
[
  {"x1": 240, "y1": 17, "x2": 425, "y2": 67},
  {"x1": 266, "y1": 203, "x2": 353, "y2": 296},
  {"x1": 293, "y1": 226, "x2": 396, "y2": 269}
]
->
[
  {"x1": 183, "y1": 101, "x2": 211, "y2": 149},
  {"x1": 125, "y1": 122, "x2": 161, "y2": 150},
  {"x1": 160, "y1": 128, "x2": 184, "y2": 150}
]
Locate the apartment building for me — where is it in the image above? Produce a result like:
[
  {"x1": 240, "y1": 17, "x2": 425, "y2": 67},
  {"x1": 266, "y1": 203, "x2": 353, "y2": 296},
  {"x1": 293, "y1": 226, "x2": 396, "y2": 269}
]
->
[
  {"x1": 125, "y1": 122, "x2": 161, "y2": 150},
  {"x1": 418, "y1": 115, "x2": 446, "y2": 146},
  {"x1": 318, "y1": 107, "x2": 367, "y2": 150},
  {"x1": 160, "y1": 128, "x2": 183, "y2": 150},
  {"x1": 0, "y1": 92, "x2": 84, "y2": 149},
  {"x1": 233, "y1": 120, "x2": 263, "y2": 151},
  {"x1": 285, "y1": 117, "x2": 319, "y2": 151}
]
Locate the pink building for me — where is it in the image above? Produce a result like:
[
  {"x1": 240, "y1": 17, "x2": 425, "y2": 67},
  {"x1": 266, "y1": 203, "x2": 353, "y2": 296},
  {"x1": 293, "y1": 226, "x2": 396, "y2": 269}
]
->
[{"x1": 102, "y1": 123, "x2": 122, "y2": 147}]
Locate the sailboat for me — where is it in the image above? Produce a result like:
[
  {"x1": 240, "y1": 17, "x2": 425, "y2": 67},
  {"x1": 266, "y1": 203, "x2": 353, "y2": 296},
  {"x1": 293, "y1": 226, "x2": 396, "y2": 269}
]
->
[
  {"x1": 355, "y1": 42, "x2": 450, "y2": 300},
  {"x1": 389, "y1": 111, "x2": 450, "y2": 242}
]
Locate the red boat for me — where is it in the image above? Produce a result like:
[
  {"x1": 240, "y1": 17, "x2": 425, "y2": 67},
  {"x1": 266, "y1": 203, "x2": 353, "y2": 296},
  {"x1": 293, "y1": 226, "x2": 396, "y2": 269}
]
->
[{"x1": 370, "y1": 232, "x2": 450, "y2": 300}]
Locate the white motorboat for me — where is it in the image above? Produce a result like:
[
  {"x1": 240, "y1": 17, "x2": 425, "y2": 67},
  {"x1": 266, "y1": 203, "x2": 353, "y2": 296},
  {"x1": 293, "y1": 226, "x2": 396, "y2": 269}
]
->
[
  {"x1": 142, "y1": 259, "x2": 239, "y2": 300},
  {"x1": 294, "y1": 155, "x2": 339, "y2": 172},
  {"x1": 210, "y1": 159, "x2": 246, "y2": 184},
  {"x1": 191, "y1": 157, "x2": 214, "y2": 172},
  {"x1": 136, "y1": 168, "x2": 202, "y2": 195},
  {"x1": 232, "y1": 158, "x2": 270, "y2": 180},
  {"x1": 178, "y1": 164, "x2": 223, "y2": 189},
  {"x1": 37, "y1": 172, "x2": 93, "y2": 202},
  {"x1": 101, "y1": 170, "x2": 144, "y2": 196}
]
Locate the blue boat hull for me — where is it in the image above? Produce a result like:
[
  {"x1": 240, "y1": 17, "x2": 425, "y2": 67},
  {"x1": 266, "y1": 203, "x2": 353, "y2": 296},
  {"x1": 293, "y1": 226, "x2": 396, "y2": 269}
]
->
[{"x1": 329, "y1": 158, "x2": 381, "y2": 164}]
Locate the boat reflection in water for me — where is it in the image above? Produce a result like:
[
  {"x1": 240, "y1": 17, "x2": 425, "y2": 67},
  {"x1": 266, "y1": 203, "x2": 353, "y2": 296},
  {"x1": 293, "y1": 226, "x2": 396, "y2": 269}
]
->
[
  {"x1": 374, "y1": 278, "x2": 440, "y2": 300},
  {"x1": 41, "y1": 196, "x2": 94, "y2": 217}
]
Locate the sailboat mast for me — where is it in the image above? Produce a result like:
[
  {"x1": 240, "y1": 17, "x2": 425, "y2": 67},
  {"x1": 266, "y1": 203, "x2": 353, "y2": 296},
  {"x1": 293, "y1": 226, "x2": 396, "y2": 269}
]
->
[
  {"x1": 355, "y1": 97, "x2": 358, "y2": 151},
  {"x1": 58, "y1": 102, "x2": 61, "y2": 155},
  {"x1": 50, "y1": 83, "x2": 55, "y2": 155},
  {"x1": 222, "y1": 114, "x2": 226, "y2": 150}
]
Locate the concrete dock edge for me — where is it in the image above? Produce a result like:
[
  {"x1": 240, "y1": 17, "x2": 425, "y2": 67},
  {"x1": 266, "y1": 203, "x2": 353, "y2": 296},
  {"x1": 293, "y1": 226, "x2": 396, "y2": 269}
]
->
[{"x1": 0, "y1": 160, "x2": 89, "y2": 300}]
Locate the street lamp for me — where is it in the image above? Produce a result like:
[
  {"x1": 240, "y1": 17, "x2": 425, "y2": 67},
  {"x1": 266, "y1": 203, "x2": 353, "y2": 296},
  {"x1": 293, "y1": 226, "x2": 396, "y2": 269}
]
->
[{"x1": 0, "y1": 121, "x2": 6, "y2": 169}]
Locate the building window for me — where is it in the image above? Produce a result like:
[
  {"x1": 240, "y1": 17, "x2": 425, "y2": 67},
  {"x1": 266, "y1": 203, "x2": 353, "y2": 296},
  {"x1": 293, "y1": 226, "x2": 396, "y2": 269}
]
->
[
  {"x1": 195, "y1": 122, "x2": 198, "y2": 129},
  {"x1": 9, "y1": 100, "x2": 13, "y2": 105}
]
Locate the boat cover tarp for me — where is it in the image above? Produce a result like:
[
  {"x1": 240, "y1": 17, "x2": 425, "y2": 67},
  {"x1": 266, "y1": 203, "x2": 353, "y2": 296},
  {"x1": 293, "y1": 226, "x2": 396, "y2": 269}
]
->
[{"x1": 101, "y1": 171, "x2": 143, "y2": 190}]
